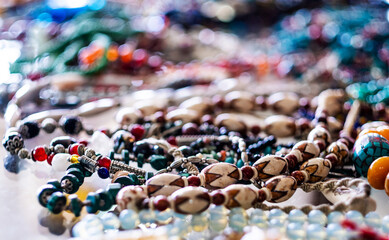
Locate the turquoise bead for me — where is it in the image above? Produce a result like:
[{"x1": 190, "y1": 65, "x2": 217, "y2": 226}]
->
[
  {"x1": 106, "y1": 183, "x2": 121, "y2": 203},
  {"x1": 249, "y1": 209, "x2": 267, "y2": 228},
  {"x1": 66, "y1": 168, "x2": 85, "y2": 185},
  {"x1": 326, "y1": 223, "x2": 347, "y2": 240},
  {"x1": 345, "y1": 210, "x2": 364, "y2": 225},
  {"x1": 37, "y1": 184, "x2": 59, "y2": 207},
  {"x1": 236, "y1": 159, "x2": 244, "y2": 168},
  {"x1": 68, "y1": 194, "x2": 83, "y2": 217},
  {"x1": 288, "y1": 209, "x2": 307, "y2": 224},
  {"x1": 307, "y1": 224, "x2": 326, "y2": 240},
  {"x1": 382, "y1": 215, "x2": 389, "y2": 234},
  {"x1": 286, "y1": 222, "x2": 305, "y2": 239},
  {"x1": 328, "y1": 211, "x2": 344, "y2": 224},
  {"x1": 60, "y1": 174, "x2": 80, "y2": 194},
  {"x1": 46, "y1": 179, "x2": 62, "y2": 190},
  {"x1": 156, "y1": 209, "x2": 173, "y2": 223},
  {"x1": 101, "y1": 212, "x2": 120, "y2": 230},
  {"x1": 268, "y1": 209, "x2": 287, "y2": 222},
  {"x1": 352, "y1": 133, "x2": 389, "y2": 176},
  {"x1": 46, "y1": 192, "x2": 67, "y2": 214},
  {"x1": 96, "y1": 190, "x2": 114, "y2": 211},
  {"x1": 225, "y1": 157, "x2": 234, "y2": 164},
  {"x1": 119, "y1": 209, "x2": 139, "y2": 230},
  {"x1": 86, "y1": 192, "x2": 100, "y2": 213},
  {"x1": 150, "y1": 155, "x2": 168, "y2": 170},
  {"x1": 365, "y1": 212, "x2": 381, "y2": 229},
  {"x1": 308, "y1": 210, "x2": 327, "y2": 226},
  {"x1": 138, "y1": 209, "x2": 156, "y2": 224}
]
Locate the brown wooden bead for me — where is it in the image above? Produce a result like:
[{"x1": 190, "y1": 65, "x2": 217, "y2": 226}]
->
[
  {"x1": 153, "y1": 195, "x2": 170, "y2": 212},
  {"x1": 171, "y1": 187, "x2": 211, "y2": 214},
  {"x1": 292, "y1": 140, "x2": 320, "y2": 162},
  {"x1": 241, "y1": 166, "x2": 255, "y2": 181},
  {"x1": 264, "y1": 176, "x2": 297, "y2": 203},
  {"x1": 291, "y1": 170, "x2": 306, "y2": 185},
  {"x1": 146, "y1": 173, "x2": 186, "y2": 196},
  {"x1": 211, "y1": 190, "x2": 226, "y2": 205},
  {"x1": 325, "y1": 153, "x2": 339, "y2": 168},
  {"x1": 285, "y1": 154, "x2": 298, "y2": 171},
  {"x1": 201, "y1": 163, "x2": 240, "y2": 190},
  {"x1": 253, "y1": 155, "x2": 288, "y2": 181},
  {"x1": 257, "y1": 189, "x2": 267, "y2": 202},
  {"x1": 188, "y1": 176, "x2": 201, "y2": 187},
  {"x1": 300, "y1": 158, "x2": 332, "y2": 183},
  {"x1": 223, "y1": 184, "x2": 258, "y2": 209}
]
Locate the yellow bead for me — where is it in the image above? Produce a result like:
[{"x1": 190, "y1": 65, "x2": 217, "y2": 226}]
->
[{"x1": 70, "y1": 155, "x2": 79, "y2": 163}]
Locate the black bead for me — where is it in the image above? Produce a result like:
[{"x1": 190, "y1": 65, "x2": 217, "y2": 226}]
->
[
  {"x1": 50, "y1": 136, "x2": 77, "y2": 148},
  {"x1": 59, "y1": 116, "x2": 83, "y2": 135},
  {"x1": 133, "y1": 141, "x2": 152, "y2": 158},
  {"x1": 18, "y1": 121, "x2": 40, "y2": 139},
  {"x1": 178, "y1": 146, "x2": 194, "y2": 157},
  {"x1": 2, "y1": 132, "x2": 24, "y2": 155},
  {"x1": 153, "y1": 145, "x2": 165, "y2": 155}
]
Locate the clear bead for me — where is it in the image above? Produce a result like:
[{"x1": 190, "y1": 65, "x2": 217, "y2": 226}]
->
[
  {"x1": 365, "y1": 212, "x2": 381, "y2": 229},
  {"x1": 307, "y1": 223, "x2": 326, "y2": 240},
  {"x1": 210, "y1": 207, "x2": 228, "y2": 232},
  {"x1": 139, "y1": 209, "x2": 156, "y2": 224},
  {"x1": 268, "y1": 209, "x2": 287, "y2": 222},
  {"x1": 326, "y1": 223, "x2": 347, "y2": 240},
  {"x1": 268, "y1": 218, "x2": 285, "y2": 233},
  {"x1": 308, "y1": 210, "x2": 327, "y2": 226},
  {"x1": 101, "y1": 212, "x2": 120, "y2": 230},
  {"x1": 286, "y1": 222, "x2": 305, "y2": 240},
  {"x1": 174, "y1": 219, "x2": 191, "y2": 237},
  {"x1": 382, "y1": 215, "x2": 389, "y2": 234},
  {"x1": 191, "y1": 212, "x2": 209, "y2": 232},
  {"x1": 328, "y1": 211, "x2": 344, "y2": 224},
  {"x1": 229, "y1": 211, "x2": 248, "y2": 232},
  {"x1": 345, "y1": 210, "x2": 364, "y2": 226},
  {"x1": 156, "y1": 209, "x2": 173, "y2": 224},
  {"x1": 119, "y1": 209, "x2": 139, "y2": 230},
  {"x1": 250, "y1": 209, "x2": 267, "y2": 228},
  {"x1": 288, "y1": 209, "x2": 307, "y2": 224}
]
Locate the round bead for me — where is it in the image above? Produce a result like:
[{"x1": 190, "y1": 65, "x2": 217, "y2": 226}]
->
[
  {"x1": 138, "y1": 209, "x2": 156, "y2": 224},
  {"x1": 156, "y1": 208, "x2": 173, "y2": 223},
  {"x1": 241, "y1": 166, "x2": 255, "y2": 181},
  {"x1": 153, "y1": 195, "x2": 170, "y2": 212},
  {"x1": 18, "y1": 121, "x2": 40, "y2": 139},
  {"x1": 112, "y1": 130, "x2": 134, "y2": 154},
  {"x1": 37, "y1": 184, "x2": 59, "y2": 207},
  {"x1": 97, "y1": 156, "x2": 111, "y2": 170},
  {"x1": 69, "y1": 143, "x2": 85, "y2": 156},
  {"x1": 41, "y1": 118, "x2": 57, "y2": 133},
  {"x1": 326, "y1": 223, "x2": 347, "y2": 240},
  {"x1": 211, "y1": 190, "x2": 226, "y2": 205},
  {"x1": 288, "y1": 209, "x2": 307, "y2": 224},
  {"x1": 382, "y1": 215, "x2": 389, "y2": 234},
  {"x1": 59, "y1": 116, "x2": 83, "y2": 134},
  {"x1": 171, "y1": 187, "x2": 210, "y2": 214},
  {"x1": 345, "y1": 210, "x2": 364, "y2": 225},
  {"x1": 191, "y1": 212, "x2": 209, "y2": 232},
  {"x1": 367, "y1": 157, "x2": 389, "y2": 189},
  {"x1": 307, "y1": 224, "x2": 326, "y2": 240},
  {"x1": 287, "y1": 222, "x2": 305, "y2": 239},
  {"x1": 364, "y1": 212, "x2": 381, "y2": 229},
  {"x1": 328, "y1": 211, "x2": 344, "y2": 224},
  {"x1": 101, "y1": 212, "x2": 120, "y2": 230},
  {"x1": 182, "y1": 123, "x2": 200, "y2": 135},
  {"x1": 249, "y1": 209, "x2": 267, "y2": 228},
  {"x1": 119, "y1": 209, "x2": 139, "y2": 230},
  {"x1": 32, "y1": 146, "x2": 48, "y2": 162},
  {"x1": 308, "y1": 210, "x2": 327, "y2": 226},
  {"x1": 47, "y1": 192, "x2": 67, "y2": 214},
  {"x1": 257, "y1": 189, "x2": 267, "y2": 202},
  {"x1": 386, "y1": 173, "x2": 389, "y2": 197},
  {"x1": 130, "y1": 124, "x2": 145, "y2": 141},
  {"x1": 2, "y1": 132, "x2": 24, "y2": 155},
  {"x1": 291, "y1": 170, "x2": 307, "y2": 185},
  {"x1": 187, "y1": 176, "x2": 201, "y2": 187},
  {"x1": 97, "y1": 168, "x2": 110, "y2": 179},
  {"x1": 377, "y1": 126, "x2": 389, "y2": 141},
  {"x1": 268, "y1": 209, "x2": 287, "y2": 222},
  {"x1": 352, "y1": 133, "x2": 389, "y2": 177},
  {"x1": 17, "y1": 148, "x2": 29, "y2": 159},
  {"x1": 229, "y1": 208, "x2": 248, "y2": 232}
]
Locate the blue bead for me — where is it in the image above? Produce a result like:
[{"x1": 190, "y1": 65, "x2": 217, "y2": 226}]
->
[
  {"x1": 307, "y1": 224, "x2": 326, "y2": 240},
  {"x1": 174, "y1": 219, "x2": 190, "y2": 236},
  {"x1": 328, "y1": 211, "x2": 344, "y2": 224},
  {"x1": 3, "y1": 154, "x2": 20, "y2": 173},
  {"x1": 82, "y1": 214, "x2": 104, "y2": 237},
  {"x1": 119, "y1": 209, "x2": 138, "y2": 230},
  {"x1": 250, "y1": 209, "x2": 267, "y2": 228},
  {"x1": 268, "y1": 219, "x2": 285, "y2": 230},
  {"x1": 101, "y1": 212, "x2": 120, "y2": 230},
  {"x1": 97, "y1": 167, "x2": 110, "y2": 179},
  {"x1": 365, "y1": 212, "x2": 381, "y2": 229},
  {"x1": 156, "y1": 209, "x2": 173, "y2": 223},
  {"x1": 288, "y1": 209, "x2": 307, "y2": 223},
  {"x1": 308, "y1": 210, "x2": 327, "y2": 226},
  {"x1": 269, "y1": 209, "x2": 287, "y2": 222},
  {"x1": 382, "y1": 215, "x2": 389, "y2": 234},
  {"x1": 345, "y1": 210, "x2": 364, "y2": 225},
  {"x1": 286, "y1": 222, "x2": 305, "y2": 239},
  {"x1": 326, "y1": 223, "x2": 347, "y2": 240},
  {"x1": 229, "y1": 212, "x2": 248, "y2": 232},
  {"x1": 139, "y1": 209, "x2": 156, "y2": 224}
]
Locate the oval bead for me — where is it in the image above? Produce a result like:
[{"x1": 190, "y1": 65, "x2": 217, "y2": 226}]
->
[
  {"x1": 225, "y1": 91, "x2": 255, "y2": 112},
  {"x1": 179, "y1": 96, "x2": 211, "y2": 113},
  {"x1": 327, "y1": 141, "x2": 348, "y2": 165},
  {"x1": 200, "y1": 163, "x2": 240, "y2": 190},
  {"x1": 253, "y1": 155, "x2": 288, "y2": 181},
  {"x1": 115, "y1": 107, "x2": 142, "y2": 126},
  {"x1": 264, "y1": 115, "x2": 296, "y2": 138},
  {"x1": 292, "y1": 141, "x2": 320, "y2": 162},
  {"x1": 116, "y1": 186, "x2": 147, "y2": 212},
  {"x1": 308, "y1": 126, "x2": 331, "y2": 147},
  {"x1": 264, "y1": 176, "x2": 297, "y2": 203},
  {"x1": 214, "y1": 113, "x2": 246, "y2": 132},
  {"x1": 268, "y1": 92, "x2": 299, "y2": 115},
  {"x1": 50, "y1": 136, "x2": 77, "y2": 148},
  {"x1": 300, "y1": 158, "x2": 331, "y2": 183},
  {"x1": 146, "y1": 173, "x2": 186, "y2": 196},
  {"x1": 223, "y1": 184, "x2": 257, "y2": 209},
  {"x1": 166, "y1": 109, "x2": 199, "y2": 123},
  {"x1": 171, "y1": 187, "x2": 211, "y2": 215}
]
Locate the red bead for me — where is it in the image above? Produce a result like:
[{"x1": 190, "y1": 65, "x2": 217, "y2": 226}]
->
[
  {"x1": 250, "y1": 125, "x2": 261, "y2": 135},
  {"x1": 69, "y1": 144, "x2": 81, "y2": 155},
  {"x1": 341, "y1": 219, "x2": 357, "y2": 230},
  {"x1": 32, "y1": 146, "x2": 47, "y2": 162},
  {"x1": 79, "y1": 139, "x2": 88, "y2": 147},
  {"x1": 359, "y1": 227, "x2": 379, "y2": 240},
  {"x1": 167, "y1": 136, "x2": 177, "y2": 146},
  {"x1": 97, "y1": 157, "x2": 111, "y2": 170},
  {"x1": 257, "y1": 189, "x2": 267, "y2": 202},
  {"x1": 130, "y1": 124, "x2": 145, "y2": 141},
  {"x1": 188, "y1": 176, "x2": 201, "y2": 186},
  {"x1": 153, "y1": 195, "x2": 170, "y2": 212},
  {"x1": 211, "y1": 190, "x2": 226, "y2": 205},
  {"x1": 241, "y1": 166, "x2": 255, "y2": 181},
  {"x1": 182, "y1": 123, "x2": 199, "y2": 135},
  {"x1": 47, "y1": 153, "x2": 54, "y2": 165},
  {"x1": 325, "y1": 153, "x2": 339, "y2": 167}
]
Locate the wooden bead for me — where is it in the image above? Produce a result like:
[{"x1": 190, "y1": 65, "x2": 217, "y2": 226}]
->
[
  {"x1": 308, "y1": 126, "x2": 331, "y2": 147},
  {"x1": 327, "y1": 141, "x2": 349, "y2": 164},
  {"x1": 292, "y1": 141, "x2": 320, "y2": 162},
  {"x1": 291, "y1": 170, "x2": 309, "y2": 185},
  {"x1": 300, "y1": 158, "x2": 331, "y2": 183},
  {"x1": 367, "y1": 157, "x2": 389, "y2": 190},
  {"x1": 253, "y1": 155, "x2": 288, "y2": 181},
  {"x1": 171, "y1": 187, "x2": 211, "y2": 214},
  {"x1": 223, "y1": 184, "x2": 258, "y2": 209},
  {"x1": 214, "y1": 113, "x2": 246, "y2": 132},
  {"x1": 211, "y1": 190, "x2": 227, "y2": 205},
  {"x1": 225, "y1": 91, "x2": 255, "y2": 112},
  {"x1": 268, "y1": 92, "x2": 300, "y2": 115},
  {"x1": 264, "y1": 115, "x2": 296, "y2": 138},
  {"x1": 264, "y1": 176, "x2": 297, "y2": 203},
  {"x1": 116, "y1": 186, "x2": 147, "y2": 211},
  {"x1": 134, "y1": 101, "x2": 162, "y2": 116},
  {"x1": 201, "y1": 163, "x2": 240, "y2": 190},
  {"x1": 146, "y1": 173, "x2": 187, "y2": 196}
]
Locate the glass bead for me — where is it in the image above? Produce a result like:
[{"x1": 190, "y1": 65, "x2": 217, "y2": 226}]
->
[
  {"x1": 345, "y1": 210, "x2": 364, "y2": 225},
  {"x1": 288, "y1": 209, "x2": 307, "y2": 224},
  {"x1": 97, "y1": 157, "x2": 111, "y2": 170},
  {"x1": 51, "y1": 153, "x2": 71, "y2": 171},
  {"x1": 268, "y1": 209, "x2": 287, "y2": 222},
  {"x1": 156, "y1": 209, "x2": 173, "y2": 224},
  {"x1": 82, "y1": 214, "x2": 104, "y2": 236},
  {"x1": 249, "y1": 209, "x2": 267, "y2": 228},
  {"x1": 18, "y1": 121, "x2": 40, "y2": 139},
  {"x1": 229, "y1": 210, "x2": 248, "y2": 232},
  {"x1": 326, "y1": 223, "x2": 347, "y2": 240},
  {"x1": 97, "y1": 167, "x2": 110, "y2": 179},
  {"x1": 209, "y1": 206, "x2": 228, "y2": 232},
  {"x1": 328, "y1": 211, "x2": 344, "y2": 224},
  {"x1": 32, "y1": 146, "x2": 48, "y2": 162},
  {"x1": 119, "y1": 209, "x2": 139, "y2": 230},
  {"x1": 268, "y1": 219, "x2": 285, "y2": 232},
  {"x1": 101, "y1": 212, "x2": 120, "y2": 230},
  {"x1": 60, "y1": 116, "x2": 83, "y2": 135},
  {"x1": 382, "y1": 215, "x2": 389, "y2": 234},
  {"x1": 367, "y1": 157, "x2": 389, "y2": 189},
  {"x1": 308, "y1": 210, "x2": 327, "y2": 226},
  {"x1": 69, "y1": 155, "x2": 79, "y2": 164},
  {"x1": 150, "y1": 155, "x2": 168, "y2": 170},
  {"x1": 138, "y1": 209, "x2": 156, "y2": 224},
  {"x1": 174, "y1": 219, "x2": 191, "y2": 236},
  {"x1": 307, "y1": 224, "x2": 326, "y2": 240},
  {"x1": 286, "y1": 222, "x2": 305, "y2": 240},
  {"x1": 86, "y1": 192, "x2": 100, "y2": 213},
  {"x1": 365, "y1": 212, "x2": 381, "y2": 229},
  {"x1": 174, "y1": 212, "x2": 188, "y2": 220},
  {"x1": 191, "y1": 212, "x2": 209, "y2": 232}
]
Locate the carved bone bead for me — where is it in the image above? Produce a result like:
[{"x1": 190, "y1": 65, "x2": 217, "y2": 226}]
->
[
  {"x1": 327, "y1": 141, "x2": 349, "y2": 163},
  {"x1": 307, "y1": 126, "x2": 332, "y2": 147},
  {"x1": 268, "y1": 92, "x2": 300, "y2": 115},
  {"x1": 264, "y1": 175, "x2": 297, "y2": 203},
  {"x1": 116, "y1": 186, "x2": 147, "y2": 212},
  {"x1": 146, "y1": 173, "x2": 187, "y2": 196},
  {"x1": 179, "y1": 96, "x2": 211, "y2": 114},
  {"x1": 253, "y1": 155, "x2": 288, "y2": 181},
  {"x1": 300, "y1": 158, "x2": 332, "y2": 183},
  {"x1": 201, "y1": 163, "x2": 240, "y2": 190},
  {"x1": 223, "y1": 184, "x2": 258, "y2": 209},
  {"x1": 292, "y1": 140, "x2": 320, "y2": 162},
  {"x1": 264, "y1": 115, "x2": 296, "y2": 138},
  {"x1": 214, "y1": 113, "x2": 246, "y2": 132},
  {"x1": 225, "y1": 91, "x2": 255, "y2": 112},
  {"x1": 171, "y1": 187, "x2": 211, "y2": 214}
]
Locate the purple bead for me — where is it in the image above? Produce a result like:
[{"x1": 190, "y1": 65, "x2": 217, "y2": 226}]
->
[{"x1": 98, "y1": 167, "x2": 110, "y2": 179}]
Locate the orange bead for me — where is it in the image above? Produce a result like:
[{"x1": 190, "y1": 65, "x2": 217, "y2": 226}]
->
[
  {"x1": 107, "y1": 45, "x2": 119, "y2": 62},
  {"x1": 385, "y1": 173, "x2": 389, "y2": 197},
  {"x1": 377, "y1": 126, "x2": 389, "y2": 141},
  {"x1": 367, "y1": 156, "x2": 389, "y2": 190},
  {"x1": 357, "y1": 128, "x2": 379, "y2": 140}
]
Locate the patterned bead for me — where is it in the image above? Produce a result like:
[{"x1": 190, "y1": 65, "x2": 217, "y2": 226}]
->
[
  {"x1": 47, "y1": 192, "x2": 67, "y2": 214},
  {"x1": 112, "y1": 130, "x2": 135, "y2": 153},
  {"x1": 327, "y1": 141, "x2": 348, "y2": 165},
  {"x1": 300, "y1": 158, "x2": 331, "y2": 182},
  {"x1": 253, "y1": 155, "x2": 288, "y2": 181},
  {"x1": 41, "y1": 118, "x2": 57, "y2": 133},
  {"x1": 61, "y1": 174, "x2": 80, "y2": 194},
  {"x1": 37, "y1": 184, "x2": 59, "y2": 207},
  {"x1": 59, "y1": 116, "x2": 83, "y2": 134},
  {"x1": 292, "y1": 140, "x2": 320, "y2": 162},
  {"x1": 2, "y1": 132, "x2": 24, "y2": 155},
  {"x1": 119, "y1": 209, "x2": 139, "y2": 230},
  {"x1": 308, "y1": 126, "x2": 331, "y2": 147},
  {"x1": 264, "y1": 176, "x2": 297, "y2": 203},
  {"x1": 171, "y1": 187, "x2": 210, "y2": 215},
  {"x1": 223, "y1": 184, "x2": 257, "y2": 209},
  {"x1": 200, "y1": 163, "x2": 240, "y2": 189},
  {"x1": 146, "y1": 173, "x2": 186, "y2": 196},
  {"x1": 18, "y1": 121, "x2": 40, "y2": 139},
  {"x1": 308, "y1": 210, "x2": 327, "y2": 226},
  {"x1": 353, "y1": 133, "x2": 389, "y2": 177},
  {"x1": 116, "y1": 186, "x2": 147, "y2": 211}
]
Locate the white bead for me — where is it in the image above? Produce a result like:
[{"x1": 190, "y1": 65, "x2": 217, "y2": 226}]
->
[
  {"x1": 51, "y1": 153, "x2": 71, "y2": 171},
  {"x1": 286, "y1": 222, "x2": 305, "y2": 239},
  {"x1": 89, "y1": 131, "x2": 114, "y2": 156}
]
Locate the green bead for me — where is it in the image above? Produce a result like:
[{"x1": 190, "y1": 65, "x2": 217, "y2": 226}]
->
[
  {"x1": 137, "y1": 153, "x2": 144, "y2": 168},
  {"x1": 264, "y1": 146, "x2": 272, "y2": 155},
  {"x1": 236, "y1": 159, "x2": 244, "y2": 168},
  {"x1": 46, "y1": 179, "x2": 62, "y2": 190},
  {"x1": 96, "y1": 190, "x2": 114, "y2": 211},
  {"x1": 113, "y1": 176, "x2": 133, "y2": 187},
  {"x1": 37, "y1": 184, "x2": 58, "y2": 207},
  {"x1": 83, "y1": 170, "x2": 93, "y2": 177},
  {"x1": 66, "y1": 168, "x2": 85, "y2": 185},
  {"x1": 106, "y1": 183, "x2": 121, "y2": 203},
  {"x1": 128, "y1": 173, "x2": 140, "y2": 185},
  {"x1": 61, "y1": 174, "x2": 80, "y2": 194},
  {"x1": 225, "y1": 157, "x2": 234, "y2": 164},
  {"x1": 149, "y1": 155, "x2": 167, "y2": 170},
  {"x1": 68, "y1": 194, "x2": 83, "y2": 217},
  {"x1": 67, "y1": 163, "x2": 84, "y2": 172},
  {"x1": 47, "y1": 192, "x2": 67, "y2": 214},
  {"x1": 109, "y1": 151, "x2": 115, "y2": 160},
  {"x1": 122, "y1": 150, "x2": 130, "y2": 164},
  {"x1": 145, "y1": 172, "x2": 154, "y2": 180},
  {"x1": 86, "y1": 192, "x2": 100, "y2": 213}
]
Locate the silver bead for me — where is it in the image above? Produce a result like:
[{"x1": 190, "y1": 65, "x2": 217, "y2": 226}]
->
[
  {"x1": 85, "y1": 148, "x2": 96, "y2": 158},
  {"x1": 41, "y1": 118, "x2": 57, "y2": 133},
  {"x1": 18, "y1": 148, "x2": 29, "y2": 159},
  {"x1": 54, "y1": 144, "x2": 65, "y2": 153}
]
